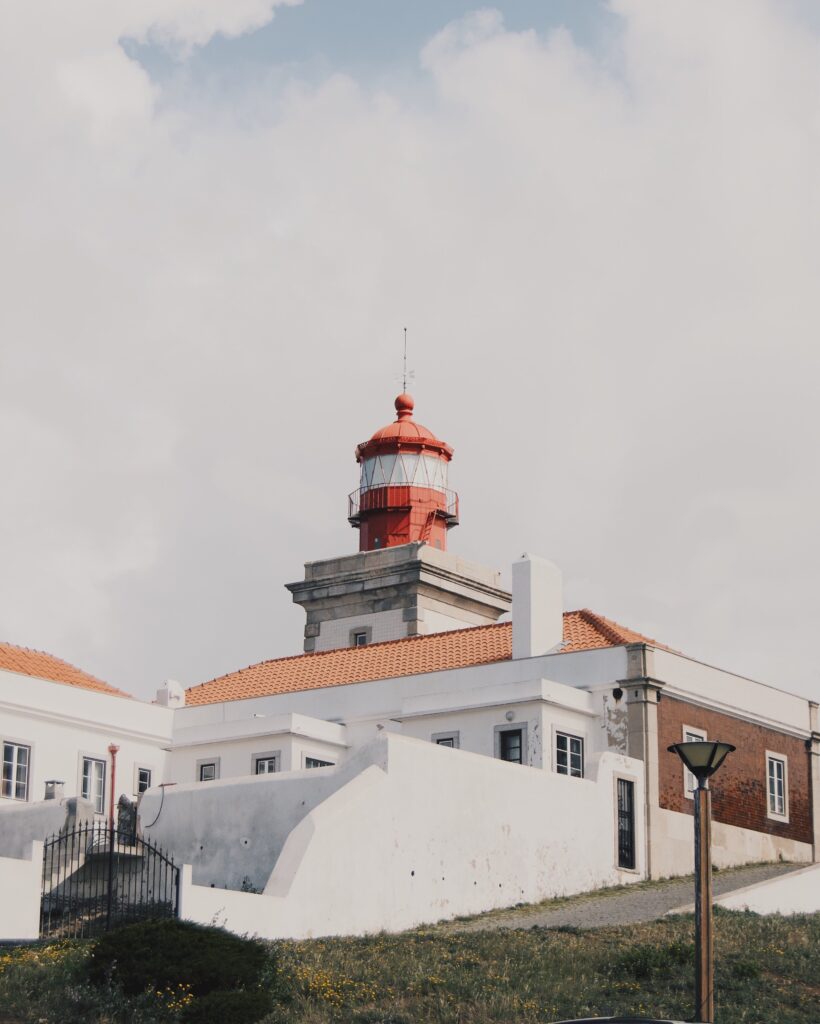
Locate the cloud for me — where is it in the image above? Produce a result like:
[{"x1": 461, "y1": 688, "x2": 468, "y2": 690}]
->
[{"x1": 0, "y1": 1, "x2": 818, "y2": 700}]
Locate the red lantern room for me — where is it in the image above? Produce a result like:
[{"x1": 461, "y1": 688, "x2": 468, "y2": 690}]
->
[{"x1": 348, "y1": 393, "x2": 459, "y2": 552}]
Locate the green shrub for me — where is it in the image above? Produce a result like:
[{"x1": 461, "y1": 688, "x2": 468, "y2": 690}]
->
[
  {"x1": 730, "y1": 958, "x2": 761, "y2": 980},
  {"x1": 181, "y1": 988, "x2": 273, "y2": 1024},
  {"x1": 87, "y1": 918, "x2": 269, "y2": 997},
  {"x1": 614, "y1": 939, "x2": 692, "y2": 979}
]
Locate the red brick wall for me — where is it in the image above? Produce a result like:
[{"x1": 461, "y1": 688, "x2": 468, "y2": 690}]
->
[{"x1": 657, "y1": 695, "x2": 813, "y2": 846}]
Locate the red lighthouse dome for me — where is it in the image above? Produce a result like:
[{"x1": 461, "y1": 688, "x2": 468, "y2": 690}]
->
[{"x1": 348, "y1": 394, "x2": 459, "y2": 552}]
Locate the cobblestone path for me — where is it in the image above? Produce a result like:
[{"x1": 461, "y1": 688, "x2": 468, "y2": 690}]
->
[{"x1": 445, "y1": 862, "x2": 803, "y2": 933}]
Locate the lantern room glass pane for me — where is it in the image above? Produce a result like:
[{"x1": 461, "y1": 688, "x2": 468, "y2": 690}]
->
[
  {"x1": 401, "y1": 454, "x2": 420, "y2": 484},
  {"x1": 379, "y1": 454, "x2": 396, "y2": 485},
  {"x1": 423, "y1": 456, "x2": 448, "y2": 491},
  {"x1": 370, "y1": 457, "x2": 386, "y2": 487},
  {"x1": 360, "y1": 458, "x2": 376, "y2": 490},
  {"x1": 393, "y1": 455, "x2": 409, "y2": 484}
]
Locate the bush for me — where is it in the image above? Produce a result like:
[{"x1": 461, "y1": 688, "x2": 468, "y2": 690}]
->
[
  {"x1": 87, "y1": 918, "x2": 269, "y2": 997},
  {"x1": 614, "y1": 939, "x2": 692, "y2": 979},
  {"x1": 181, "y1": 988, "x2": 273, "y2": 1024}
]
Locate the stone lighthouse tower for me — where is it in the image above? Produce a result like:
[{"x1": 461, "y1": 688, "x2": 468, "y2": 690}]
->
[{"x1": 287, "y1": 394, "x2": 511, "y2": 653}]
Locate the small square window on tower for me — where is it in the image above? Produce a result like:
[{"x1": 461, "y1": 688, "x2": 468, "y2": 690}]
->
[{"x1": 350, "y1": 627, "x2": 372, "y2": 648}]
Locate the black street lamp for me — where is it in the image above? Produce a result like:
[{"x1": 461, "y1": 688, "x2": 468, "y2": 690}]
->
[{"x1": 667, "y1": 740, "x2": 735, "y2": 1023}]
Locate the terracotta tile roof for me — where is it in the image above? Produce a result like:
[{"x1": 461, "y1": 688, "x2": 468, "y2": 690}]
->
[
  {"x1": 185, "y1": 609, "x2": 670, "y2": 707},
  {"x1": 0, "y1": 642, "x2": 130, "y2": 699}
]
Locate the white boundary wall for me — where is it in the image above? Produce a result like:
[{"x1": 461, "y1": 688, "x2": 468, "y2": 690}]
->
[
  {"x1": 715, "y1": 863, "x2": 820, "y2": 915},
  {"x1": 0, "y1": 842, "x2": 43, "y2": 942},
  {"x1": 654, "y1": 807, "x2": 813, "y2": 878},
  {"x1": 176, "y1": 733, "x2": 645, "y2": 939}
]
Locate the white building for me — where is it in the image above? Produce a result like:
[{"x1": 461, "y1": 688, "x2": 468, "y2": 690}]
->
[{"x1": 1, "y1": 394, "x2": 818, "y2": 940}]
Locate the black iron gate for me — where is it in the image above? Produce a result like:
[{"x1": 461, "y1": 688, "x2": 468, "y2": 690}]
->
[
  {"x1": 40, "y1": 822, "x2": 179, "y2": 939},
  {"x1": 617, "y1": 777, "x2": 636, "y2": 870}
]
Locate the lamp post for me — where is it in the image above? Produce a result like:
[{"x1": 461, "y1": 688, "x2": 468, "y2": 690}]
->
[{"x1": 667, "y1": 740, "x2": 735, "y2": 1024}]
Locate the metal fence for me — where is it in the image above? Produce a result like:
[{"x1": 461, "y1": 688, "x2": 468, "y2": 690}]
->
[{"x1": 40, "y1": 822, "x2": 179, "y2": 939}]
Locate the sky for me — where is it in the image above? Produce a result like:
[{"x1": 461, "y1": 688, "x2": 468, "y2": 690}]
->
[{"x1": 1, "y1": 0, "x2": 819, "y2": 703}]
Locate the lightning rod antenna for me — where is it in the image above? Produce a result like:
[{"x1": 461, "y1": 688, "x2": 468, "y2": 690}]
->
[{"x1": 403, "y1": 327, "x2": 408, "y2": 393}]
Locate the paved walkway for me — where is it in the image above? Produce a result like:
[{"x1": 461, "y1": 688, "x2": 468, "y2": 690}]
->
[{"x1": 446, "y1": 862, "x2": 804, "y2": 933}]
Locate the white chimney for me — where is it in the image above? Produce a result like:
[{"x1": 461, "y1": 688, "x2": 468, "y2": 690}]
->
[
  {"x1": 155, "y1": 679, "x2": 186, "y2": 708},
  {"x1": 44, "y1": 779, "x2": 65, "y2": 800},
  {"x1": 512, "y1": 554, "x2": 563, "y2": 659}
]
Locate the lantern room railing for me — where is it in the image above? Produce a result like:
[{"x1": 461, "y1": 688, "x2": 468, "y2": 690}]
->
[{"x1": 348, "y1": 485, "x2": 459, "y2": 525}]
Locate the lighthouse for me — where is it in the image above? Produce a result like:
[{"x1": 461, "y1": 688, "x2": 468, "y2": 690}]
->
[
  {"x1": 287, "y1": 393, "x2": 511, "y2": 652},
  {"x1": 348, "y1": 393, "x2": 458, "y2": 552}
]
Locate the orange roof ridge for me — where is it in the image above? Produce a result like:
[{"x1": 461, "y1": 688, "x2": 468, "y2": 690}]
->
[
  {"x1": 0, "y1": 641, "x2": 131, "y2": 699},
  {"x1": 185, "y1": 609, "x2": 672, "y2": 707},
  {"x1": 575, "y1": 609, "x2": 676, "y2": 652}
]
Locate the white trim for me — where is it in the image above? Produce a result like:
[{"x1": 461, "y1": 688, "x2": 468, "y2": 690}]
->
[
  {"x1": 553, "y1": 728, "x2": 585, "y2": 778},
  {"x1": 765, "y1": 750, "x2": 789, "y2": 823},
  {"x1": 0, "y1": 698, "x2": 173, "y2": 745},
  {"x1": 1, "y1": 737, "x2": 33, "y2": 802},
  {"x1": 78, "y1": 752, "x2": 107, "y2": 815},
  {"x1": 660, "y1": 686, "x2": 810, "y2": 741},
  {"x1": 682, "y1": 725, "x2": 707, "y2": 800}
]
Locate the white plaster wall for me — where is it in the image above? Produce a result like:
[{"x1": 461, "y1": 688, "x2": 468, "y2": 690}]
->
[
  {"x1": 400, "y1": 702, "x2": 545, "y2": 766},
  {"x1": 167, "y1": 713, "x2": 347, "y2": 782},
  {"x1": 0, "y1": 797, "x2": 92, "y2": 857},
  {"x1": 141, "y1": 742, "x2": 389, "y2": 891},
  {"x1": 653, "y1": 807, "x2": 813, "y2": 877},
  {"x1": 176, "y1": 733, "x2": 645, "y2": 939},
  {"x1": 0, "y1": 842, "x2": 43, "y2": 941},
  {"x1": 173, "y1": 647, "x2": 629, "y2": 739},
  {"x1": 0, "y1": 671, "x2": 172, "y2": 811},
  {"x1": 714, "y1": 863, "x2": 820, "y2": 914},
  {"x1": 168, "y1": 734, "x2": 346, "y2": 783}
]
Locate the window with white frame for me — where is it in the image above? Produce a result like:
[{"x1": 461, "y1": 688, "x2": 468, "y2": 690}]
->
[
  {"x1": 767, "y1": 753, "x2": 788, "y2": 819},
  {"x1": 305, "y1": 757, "x2": 334, "y2": 769},
  {"x1": 555, "y1": 732, "x2": 584, "y2": 778},
  {"x1": 198, "y1": 761, "x2": 218, "y2": 782},
  {"x1": 2, "y1": 742, "x2": 30, "y2": 801},
  {"x1": 682, "y1": 727, "x2": 707, "y2": 797},
  {"x1": 432, "y1": 731, "x2": 460, "y2": 749},
  {"x1": 255, "y1": 755, "x2": 279, "y2": 774},
  {"x1": 81, "y1": 757, "x2": 106, "y2": 814}
]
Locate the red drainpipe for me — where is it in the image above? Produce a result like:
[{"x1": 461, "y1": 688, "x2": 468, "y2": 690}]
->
[{"x1": 108, "y1": 743, "x2": 120, "y2": 826}]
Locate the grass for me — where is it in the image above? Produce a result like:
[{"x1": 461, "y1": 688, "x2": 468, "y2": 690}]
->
[{"x1": 0, "y1": 910, "x2": 817, "y2": 1023}]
